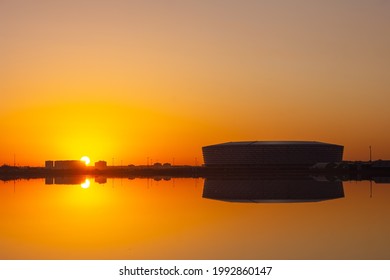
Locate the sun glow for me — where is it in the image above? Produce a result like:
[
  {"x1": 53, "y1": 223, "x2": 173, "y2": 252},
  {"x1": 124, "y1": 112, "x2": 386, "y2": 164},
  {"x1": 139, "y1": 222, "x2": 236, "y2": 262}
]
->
[{"x1": 80, "y1": 156, "x2": 90, "y2": 165}]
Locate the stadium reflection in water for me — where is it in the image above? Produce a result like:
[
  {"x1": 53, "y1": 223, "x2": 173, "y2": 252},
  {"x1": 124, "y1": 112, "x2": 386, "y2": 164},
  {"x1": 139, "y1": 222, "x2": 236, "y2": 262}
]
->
[{"x1": 203, "y1": 178, "x2": 344, "y2": 203}]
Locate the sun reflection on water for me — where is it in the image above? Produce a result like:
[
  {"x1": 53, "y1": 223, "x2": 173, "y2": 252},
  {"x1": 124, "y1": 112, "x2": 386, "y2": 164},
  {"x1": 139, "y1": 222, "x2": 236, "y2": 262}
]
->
[{"x1": 80, "y1": 179, "x2": 90, "y2": 189}]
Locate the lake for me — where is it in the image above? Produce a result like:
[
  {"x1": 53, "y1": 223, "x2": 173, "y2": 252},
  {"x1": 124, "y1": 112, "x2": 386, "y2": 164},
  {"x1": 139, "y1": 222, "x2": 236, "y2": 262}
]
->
[{"x1": 0, "y1": 177, "x2": 389, "y2": 259}]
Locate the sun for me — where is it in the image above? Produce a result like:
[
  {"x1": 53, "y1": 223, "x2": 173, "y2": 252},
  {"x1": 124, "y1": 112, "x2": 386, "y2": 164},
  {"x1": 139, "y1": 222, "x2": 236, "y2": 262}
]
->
[{"x1": 80, "y1": 156, "x2": 90, "y2": 165}]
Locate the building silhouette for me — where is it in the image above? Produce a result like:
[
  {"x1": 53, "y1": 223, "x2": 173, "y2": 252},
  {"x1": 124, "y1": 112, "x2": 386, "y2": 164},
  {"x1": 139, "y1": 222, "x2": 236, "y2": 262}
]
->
[
  {"x1": 95, "y1": 161, "x2": 107, "y2": 169},
  {"x1": 202, "y1": 141, "x2": 343, "y2": 166},
  {"x1": 45, "y1": 160, "x2": 85, "y2": 169}
]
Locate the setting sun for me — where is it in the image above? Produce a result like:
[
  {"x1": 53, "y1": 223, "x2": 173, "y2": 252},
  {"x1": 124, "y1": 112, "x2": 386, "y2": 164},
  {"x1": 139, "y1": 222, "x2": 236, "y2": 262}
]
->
[{"x1": 80, "y1": 156, "x2": 91, "y2": 166}]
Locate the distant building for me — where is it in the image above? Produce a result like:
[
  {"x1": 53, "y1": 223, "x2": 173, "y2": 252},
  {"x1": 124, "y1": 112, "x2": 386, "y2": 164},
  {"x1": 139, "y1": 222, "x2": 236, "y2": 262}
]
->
[
  {"x1": 53, "y1": 160, "x2": 85, "y2": 169},
  {"x1": 95, "y1": 161, "x2": 107, "y2": 169},
  {"x1": 45, "y1": 161, "x2": 54, "y2": 169},
  {"x1": 202, "y1": 141, "x2": 344, "y2": 166}
]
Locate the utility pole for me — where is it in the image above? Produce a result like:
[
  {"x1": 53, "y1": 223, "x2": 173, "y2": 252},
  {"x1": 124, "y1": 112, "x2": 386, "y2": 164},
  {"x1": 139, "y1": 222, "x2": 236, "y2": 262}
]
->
[
  {"x1": 370, "y1": 180, "x2": 373, "y2": 198},
  {"x1": 369, "y1": 146, "x2": 372, "y2": 162}
]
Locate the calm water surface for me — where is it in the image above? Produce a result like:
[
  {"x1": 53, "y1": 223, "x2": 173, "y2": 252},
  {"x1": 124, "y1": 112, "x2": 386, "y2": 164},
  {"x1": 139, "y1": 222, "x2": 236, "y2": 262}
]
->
[{"x1": 0, "y1": 177, "x2": 389, "y2": 259}]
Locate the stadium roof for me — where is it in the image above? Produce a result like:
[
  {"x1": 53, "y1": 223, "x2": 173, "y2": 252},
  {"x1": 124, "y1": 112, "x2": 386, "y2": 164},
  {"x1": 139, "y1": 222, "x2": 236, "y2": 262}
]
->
[{"x1": 204, "y1": 141, "x2": 343, "y2": 147}]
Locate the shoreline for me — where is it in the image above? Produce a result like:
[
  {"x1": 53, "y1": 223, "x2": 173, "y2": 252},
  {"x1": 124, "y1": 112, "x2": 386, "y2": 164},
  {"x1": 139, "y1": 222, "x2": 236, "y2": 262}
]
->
[{"x1": 1, "y1": 161, "x2": 390, "y2": 181}]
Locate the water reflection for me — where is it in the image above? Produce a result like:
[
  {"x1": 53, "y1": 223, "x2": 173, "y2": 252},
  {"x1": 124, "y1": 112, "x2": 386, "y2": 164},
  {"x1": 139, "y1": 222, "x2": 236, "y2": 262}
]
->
[
  {"x1": 45, "y1": 176, "x2": 91, "y2": 188},
  {"x1": 80, "y1": 179, "x2": 90, "y2": 189},
  {"x1": 203, "y1": 178, "x2": 344, "y2": 203},
  {"x1": 95, "y1": 176, "x2": 107, "y2": 184},
  {"x1": 44, "y1": 175, "x2": 346, "y2": 203},
  {"x1": 45, "y1": 176, "x2": 86, "y2": 185},
  {"x1": 42, "y1": 175, "x2": 390, "y2": 203},
  {"x1": 1, "y1": 176, "x2": 390, "y2": 259}
]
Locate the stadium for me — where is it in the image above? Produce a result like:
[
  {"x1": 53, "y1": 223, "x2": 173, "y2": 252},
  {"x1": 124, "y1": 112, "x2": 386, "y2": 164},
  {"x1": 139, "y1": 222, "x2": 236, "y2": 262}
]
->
[{"x1": 202, "y1": 141, "x2": 344, "y2": 167}]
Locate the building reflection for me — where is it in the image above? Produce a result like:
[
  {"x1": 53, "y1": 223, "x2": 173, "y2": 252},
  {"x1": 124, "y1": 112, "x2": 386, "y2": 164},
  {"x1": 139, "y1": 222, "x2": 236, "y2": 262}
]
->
[
  {"x1": 94, "y1": 176, "x2": 107, "y2": 184},
  {"x1": 45, "y1": 176, "x2": 87, "y2": 185},
  {"x1": 202, "y1": 177, "x2": 344, "y2": 203},
  {"x1": 45, "y1": 176, "x2": 108, "y2": 185}
]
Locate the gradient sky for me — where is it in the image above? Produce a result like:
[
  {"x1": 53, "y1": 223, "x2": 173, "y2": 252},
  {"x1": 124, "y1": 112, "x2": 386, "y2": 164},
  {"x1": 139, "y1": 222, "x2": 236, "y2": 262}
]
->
[{"x1": 1, "y1": 0, "x2": 389, "y2": 166}]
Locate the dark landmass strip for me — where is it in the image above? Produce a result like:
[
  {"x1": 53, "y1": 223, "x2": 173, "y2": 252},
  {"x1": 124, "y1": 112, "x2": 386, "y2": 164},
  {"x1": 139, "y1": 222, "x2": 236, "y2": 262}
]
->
[{"x1": 1, "y1": 160, "x2": 390, "y2": 182}]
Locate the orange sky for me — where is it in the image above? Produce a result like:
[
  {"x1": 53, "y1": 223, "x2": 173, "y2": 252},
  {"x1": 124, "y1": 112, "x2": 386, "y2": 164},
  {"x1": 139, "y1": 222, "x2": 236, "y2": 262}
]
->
[{"x1": 1, "y1": 0, "x2": 390, "y2": 166}]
